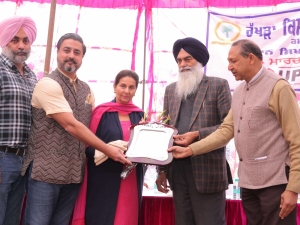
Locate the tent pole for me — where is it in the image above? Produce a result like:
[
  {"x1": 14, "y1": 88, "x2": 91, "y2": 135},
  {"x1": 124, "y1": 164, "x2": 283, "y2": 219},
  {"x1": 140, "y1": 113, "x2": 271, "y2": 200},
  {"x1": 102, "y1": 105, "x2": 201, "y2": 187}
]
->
[
  {"x1": 43, "y1": 0, "x2": 56, "y2": 76},
  {"x1": 142, "y1": 7, "x2": 147, "y2": 111}
]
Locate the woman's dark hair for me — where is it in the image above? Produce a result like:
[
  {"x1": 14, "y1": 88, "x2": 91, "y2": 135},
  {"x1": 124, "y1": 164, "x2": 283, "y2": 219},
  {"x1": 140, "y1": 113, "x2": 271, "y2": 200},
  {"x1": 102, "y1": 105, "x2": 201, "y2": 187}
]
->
[
  {"x1": 114, "y1": 70, "x2": 139, "y2": 88},
  {"x1": 57, "y1": 33, "x2": 86, "y2": 55},
  {"x1": 232, "y1": 39, "x2": 263, "y2": 61}
]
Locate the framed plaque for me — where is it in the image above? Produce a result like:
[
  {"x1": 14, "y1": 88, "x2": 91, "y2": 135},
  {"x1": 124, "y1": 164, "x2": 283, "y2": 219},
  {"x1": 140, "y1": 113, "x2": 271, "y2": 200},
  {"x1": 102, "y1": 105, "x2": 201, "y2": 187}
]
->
[{"x1": 125, "y1": 122, "x2": 178, "y2": 165}]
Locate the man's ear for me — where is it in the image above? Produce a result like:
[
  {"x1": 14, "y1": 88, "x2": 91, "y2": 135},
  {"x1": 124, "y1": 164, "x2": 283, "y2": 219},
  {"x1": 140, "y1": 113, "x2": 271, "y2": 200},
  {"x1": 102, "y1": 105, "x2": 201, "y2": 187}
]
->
[{"x1": 248, "y1": 53, "x2": 256, "y2": 64}]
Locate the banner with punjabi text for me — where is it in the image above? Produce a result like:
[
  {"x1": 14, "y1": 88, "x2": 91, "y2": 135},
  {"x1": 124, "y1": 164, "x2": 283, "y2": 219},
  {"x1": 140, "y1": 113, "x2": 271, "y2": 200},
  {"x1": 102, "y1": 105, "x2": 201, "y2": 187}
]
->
[{"x1": 206, "y1": 8, "x2": 300, "y2": 91}]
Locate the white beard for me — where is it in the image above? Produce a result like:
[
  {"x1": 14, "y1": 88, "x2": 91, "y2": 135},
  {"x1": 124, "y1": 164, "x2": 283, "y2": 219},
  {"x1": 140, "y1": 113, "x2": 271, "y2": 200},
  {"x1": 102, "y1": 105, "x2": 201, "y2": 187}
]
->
[
  {"x1": 2, "y1": 46, "x2": 30, "y2": 64},
  {"x1": 176, "y1": 62, "x2": 204, "y2": 100}
]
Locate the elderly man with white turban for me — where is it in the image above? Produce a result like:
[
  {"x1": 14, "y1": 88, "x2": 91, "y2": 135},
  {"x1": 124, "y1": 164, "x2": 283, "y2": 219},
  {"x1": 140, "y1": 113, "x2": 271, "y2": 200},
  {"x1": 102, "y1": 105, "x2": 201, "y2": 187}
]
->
[
  {"x1": 0, "y1": 16, "x2": 37, "y2": 225},
  {"x1": 155, "y1": 37, "x2": 232, "y2": 225}
]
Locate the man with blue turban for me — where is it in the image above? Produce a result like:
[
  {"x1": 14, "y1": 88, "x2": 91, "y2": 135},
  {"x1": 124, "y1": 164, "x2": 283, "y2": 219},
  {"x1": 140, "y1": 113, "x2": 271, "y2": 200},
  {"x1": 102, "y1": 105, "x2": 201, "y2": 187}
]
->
[
  {"x1": 156, "y1": 37, "x2": 232, "y2": 225},
  {"x1": 0, "y1": 15, "x2": 37, "y2": 225}
]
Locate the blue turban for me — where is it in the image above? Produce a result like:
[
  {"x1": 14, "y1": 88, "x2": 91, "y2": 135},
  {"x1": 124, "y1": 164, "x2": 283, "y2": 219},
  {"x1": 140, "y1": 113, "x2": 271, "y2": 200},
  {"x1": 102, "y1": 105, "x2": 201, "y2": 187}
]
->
[{"x1": 173, "y1": 37, "x2": 210, "y2": 66}]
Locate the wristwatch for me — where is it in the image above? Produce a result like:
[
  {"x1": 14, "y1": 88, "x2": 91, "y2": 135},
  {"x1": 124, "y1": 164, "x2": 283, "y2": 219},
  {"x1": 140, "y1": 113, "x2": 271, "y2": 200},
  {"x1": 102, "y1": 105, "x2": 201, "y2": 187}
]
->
[{"x1": 156, "y1": 165, "x2": 167, "y2": 174}]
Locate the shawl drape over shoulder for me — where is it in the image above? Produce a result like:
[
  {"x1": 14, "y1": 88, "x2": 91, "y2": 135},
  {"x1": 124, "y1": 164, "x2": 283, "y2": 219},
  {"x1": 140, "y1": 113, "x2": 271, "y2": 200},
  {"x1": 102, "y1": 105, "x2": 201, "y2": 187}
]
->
[{"x1": 71, "y1": 101, "x2": 143, "y2": 225}]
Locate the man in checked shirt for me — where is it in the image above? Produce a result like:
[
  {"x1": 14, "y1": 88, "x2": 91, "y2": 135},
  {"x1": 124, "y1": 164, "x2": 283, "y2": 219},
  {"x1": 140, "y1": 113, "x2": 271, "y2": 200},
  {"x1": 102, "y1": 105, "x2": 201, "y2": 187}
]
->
[{"x1": 0, "y1": 16, "x2": 37, "y2": 225}]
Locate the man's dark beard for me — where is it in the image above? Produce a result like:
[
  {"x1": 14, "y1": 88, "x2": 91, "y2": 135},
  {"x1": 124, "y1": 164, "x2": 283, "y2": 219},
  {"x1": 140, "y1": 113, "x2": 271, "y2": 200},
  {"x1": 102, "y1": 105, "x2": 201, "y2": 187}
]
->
[{"x1": 63, "y1": 58, "x2": 77, "y2": 72}]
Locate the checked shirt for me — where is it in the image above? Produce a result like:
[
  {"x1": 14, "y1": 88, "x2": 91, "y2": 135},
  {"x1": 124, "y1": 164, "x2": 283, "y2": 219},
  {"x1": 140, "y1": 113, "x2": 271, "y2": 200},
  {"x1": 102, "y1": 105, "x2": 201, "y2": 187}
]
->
[{"x1": 0, "y1": 54, "x2": 37, "y2": 148}]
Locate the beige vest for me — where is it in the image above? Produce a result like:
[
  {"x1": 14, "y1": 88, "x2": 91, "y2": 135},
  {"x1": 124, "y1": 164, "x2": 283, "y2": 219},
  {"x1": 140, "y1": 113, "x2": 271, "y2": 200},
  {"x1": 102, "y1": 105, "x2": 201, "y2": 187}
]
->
[
  {"x1": 232, "y1": 68, "x2": 289, "y2": 189},
  {"x1": 22, "y1": 69, "x2": 92, "y2": 184}
]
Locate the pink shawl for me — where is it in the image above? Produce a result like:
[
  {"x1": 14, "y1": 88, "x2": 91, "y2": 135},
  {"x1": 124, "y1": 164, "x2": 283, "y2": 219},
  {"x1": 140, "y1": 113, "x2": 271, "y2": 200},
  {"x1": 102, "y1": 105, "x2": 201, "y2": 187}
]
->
[{"x1": 71, "y1": 101, "x2": 143, "y2": 225}]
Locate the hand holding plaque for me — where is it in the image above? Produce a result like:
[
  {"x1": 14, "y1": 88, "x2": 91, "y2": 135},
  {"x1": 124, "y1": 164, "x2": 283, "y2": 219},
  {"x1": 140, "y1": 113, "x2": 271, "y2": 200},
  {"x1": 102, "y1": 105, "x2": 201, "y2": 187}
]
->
[{"x1": 121, "y1": 111, "x2": 177, "y2": 179}]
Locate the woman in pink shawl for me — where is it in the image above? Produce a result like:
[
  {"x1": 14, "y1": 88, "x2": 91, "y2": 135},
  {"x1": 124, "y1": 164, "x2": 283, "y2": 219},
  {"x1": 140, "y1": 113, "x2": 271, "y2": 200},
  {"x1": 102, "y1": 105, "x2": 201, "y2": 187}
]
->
[{"x1": 72, "y1": 70, "x2": 144, "y2": 225}]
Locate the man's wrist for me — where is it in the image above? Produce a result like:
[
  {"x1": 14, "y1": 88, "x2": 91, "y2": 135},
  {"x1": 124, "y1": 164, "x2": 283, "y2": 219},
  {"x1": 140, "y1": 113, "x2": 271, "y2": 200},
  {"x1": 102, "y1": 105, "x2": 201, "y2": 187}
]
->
[
  {"x1": 188, "y1": 146, "x2": 195, "y2": 157},
  {"x1": 157, "y1": 165, "x2": 167, "y2": 174}
]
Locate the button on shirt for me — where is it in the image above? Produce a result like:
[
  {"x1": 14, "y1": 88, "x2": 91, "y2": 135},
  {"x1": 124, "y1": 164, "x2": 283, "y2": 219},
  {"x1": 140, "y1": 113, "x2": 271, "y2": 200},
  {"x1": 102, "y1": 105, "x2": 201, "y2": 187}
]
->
[{"x1": 0, "y1": 54, "x2": 37, "y2": 148}]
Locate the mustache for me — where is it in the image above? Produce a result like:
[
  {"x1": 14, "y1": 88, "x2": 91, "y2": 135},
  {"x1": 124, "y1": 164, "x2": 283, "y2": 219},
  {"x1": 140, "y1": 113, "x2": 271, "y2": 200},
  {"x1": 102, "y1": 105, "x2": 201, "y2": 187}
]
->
[
  {"x1": 13, "y1": 50, "x2": 30, "y2": 55},
  {"x1": 63, "y1": 58, "x2": 77, "y2": 64},
  {"x1": 180, "y1": 66, "x2": 193, "y2": 72}
]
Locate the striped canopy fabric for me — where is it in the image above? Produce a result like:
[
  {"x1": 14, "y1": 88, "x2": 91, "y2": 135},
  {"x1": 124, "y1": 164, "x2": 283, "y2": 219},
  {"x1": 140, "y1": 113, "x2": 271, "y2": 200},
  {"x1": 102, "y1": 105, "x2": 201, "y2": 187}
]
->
[{"x1": 3, "y1": 0, "x2": 300, "y2": 8}]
